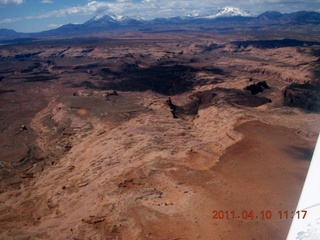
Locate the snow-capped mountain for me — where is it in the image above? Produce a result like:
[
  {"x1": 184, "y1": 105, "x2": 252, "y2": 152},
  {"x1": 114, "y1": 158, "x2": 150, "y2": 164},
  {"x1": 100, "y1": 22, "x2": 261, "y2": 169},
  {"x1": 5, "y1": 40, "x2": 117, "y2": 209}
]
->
[
  {"x1": 85, "y1": 6, "x2": 251, "y2": 25},
  {"x1": 80, "y1": 13, "x2": 146, "y2": 30},
  {"x1": 92, "y1": 13, "x2": 125, "y2": 22},
  {"x1": 85, "y1": 13, "x2": 145, "y2": 25},
  {"x1": 85, "y1": 14, "x2": 122, "y2": 25},
  {"x1": 203, "y1": 6, "x2": 252, "y2": 19},
  {"x1": 185, "y1": 6, "x2": 252, "y2": 19}
]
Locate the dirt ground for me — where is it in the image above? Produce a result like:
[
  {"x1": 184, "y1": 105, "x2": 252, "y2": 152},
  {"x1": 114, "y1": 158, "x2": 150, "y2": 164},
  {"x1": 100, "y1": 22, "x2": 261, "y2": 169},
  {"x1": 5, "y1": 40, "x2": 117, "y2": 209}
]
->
[{"x1": 0, "y1": 32, "x2": 319, "y2": 239}]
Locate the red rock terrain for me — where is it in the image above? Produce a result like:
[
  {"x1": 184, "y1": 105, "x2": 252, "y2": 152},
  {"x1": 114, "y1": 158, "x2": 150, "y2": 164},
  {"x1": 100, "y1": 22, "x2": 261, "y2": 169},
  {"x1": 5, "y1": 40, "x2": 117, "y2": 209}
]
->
[{"x1": 0, "y1": 32, "x2": 319, "y2": 239}]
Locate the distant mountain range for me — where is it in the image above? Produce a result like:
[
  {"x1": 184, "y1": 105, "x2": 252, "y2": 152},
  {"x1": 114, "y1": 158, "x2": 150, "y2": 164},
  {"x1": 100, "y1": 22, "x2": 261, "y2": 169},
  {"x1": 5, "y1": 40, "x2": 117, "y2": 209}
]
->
[{"x1": 1, "y1": 8, "x2": 320, "y2": 41}]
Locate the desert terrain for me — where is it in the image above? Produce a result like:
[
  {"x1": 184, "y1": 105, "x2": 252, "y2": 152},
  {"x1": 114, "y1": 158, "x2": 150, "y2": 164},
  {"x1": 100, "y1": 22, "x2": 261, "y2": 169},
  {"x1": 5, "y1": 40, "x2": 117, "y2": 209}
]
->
[{"x1": 0, "y1": 30, "x2": 320, "y2": 239}]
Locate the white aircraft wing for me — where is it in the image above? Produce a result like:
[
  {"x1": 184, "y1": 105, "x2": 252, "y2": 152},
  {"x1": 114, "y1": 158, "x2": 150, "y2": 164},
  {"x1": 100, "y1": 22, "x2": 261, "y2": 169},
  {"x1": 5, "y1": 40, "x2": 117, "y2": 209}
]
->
[{"x1": 287, "y1": 134, "x2": 320, "y2": 240}]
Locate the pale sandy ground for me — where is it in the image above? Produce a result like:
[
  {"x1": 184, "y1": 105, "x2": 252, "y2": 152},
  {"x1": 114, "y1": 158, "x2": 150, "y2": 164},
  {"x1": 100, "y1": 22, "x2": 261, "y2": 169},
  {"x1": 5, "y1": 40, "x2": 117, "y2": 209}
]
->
[{"x1": 0, "y1": 35, "x2": 319, "y2": 239}]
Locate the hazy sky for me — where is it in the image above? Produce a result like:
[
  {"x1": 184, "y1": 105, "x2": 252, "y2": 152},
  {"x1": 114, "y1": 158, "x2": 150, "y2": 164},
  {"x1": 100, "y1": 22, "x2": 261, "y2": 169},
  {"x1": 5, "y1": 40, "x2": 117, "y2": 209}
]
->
[{"x1": 0, "y1": 0, "x2": 319, "y2": 33}]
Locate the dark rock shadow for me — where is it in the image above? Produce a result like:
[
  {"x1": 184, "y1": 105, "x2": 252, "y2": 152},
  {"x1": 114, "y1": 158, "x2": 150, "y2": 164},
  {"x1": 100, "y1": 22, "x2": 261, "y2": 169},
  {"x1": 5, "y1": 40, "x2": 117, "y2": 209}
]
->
[
  {"x1": 24, "y1": 74, "x2": 59, "y2": 82},
  {"x1": 107, "y1": 65, "x2": 198, "y2": 95},
  {"x1": 167, "y1": 87, "x2": 272, "y2": 120},
  {"x1": 283, "y1": 82, "x2": 320, "y2": 113},
  {"x1": 166, "y1": 97, "x2": 201, "y2": 119},
  {"x1": 70, "y1": 65, "x2": 213, "y2": 96},
  {"x1": 232, "y1": 38, "x2": 320, "y2": 49},
  {"x1": 0, "y1": 90, "x2": 15, "y2": 94},
  {"x1": 313, "y1": 69, "x2": 320, "y2": 79},
  {"x1": 70, "y1": 80, "x2": 98, "y2": 89},
  {"x1": 284, "y1": 145, "x2": 314, "y2": 161},
  {"x1": 193, "y1": 88, "x2": 271, "y2": 108}
]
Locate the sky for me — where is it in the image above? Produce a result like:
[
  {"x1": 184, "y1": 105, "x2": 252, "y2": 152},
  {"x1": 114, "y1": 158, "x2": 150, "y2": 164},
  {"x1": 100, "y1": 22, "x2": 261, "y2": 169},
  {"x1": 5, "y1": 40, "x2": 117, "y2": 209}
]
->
[{"x1": 0, "y1": 0, "x2": 320, "y2": 33}]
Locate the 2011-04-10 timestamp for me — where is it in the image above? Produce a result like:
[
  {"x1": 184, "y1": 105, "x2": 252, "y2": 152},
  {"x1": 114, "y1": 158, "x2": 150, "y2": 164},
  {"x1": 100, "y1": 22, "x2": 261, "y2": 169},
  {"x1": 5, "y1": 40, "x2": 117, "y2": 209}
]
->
[{"x1": 212, "y1": 210, "x2": 308, "y2": 220}]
